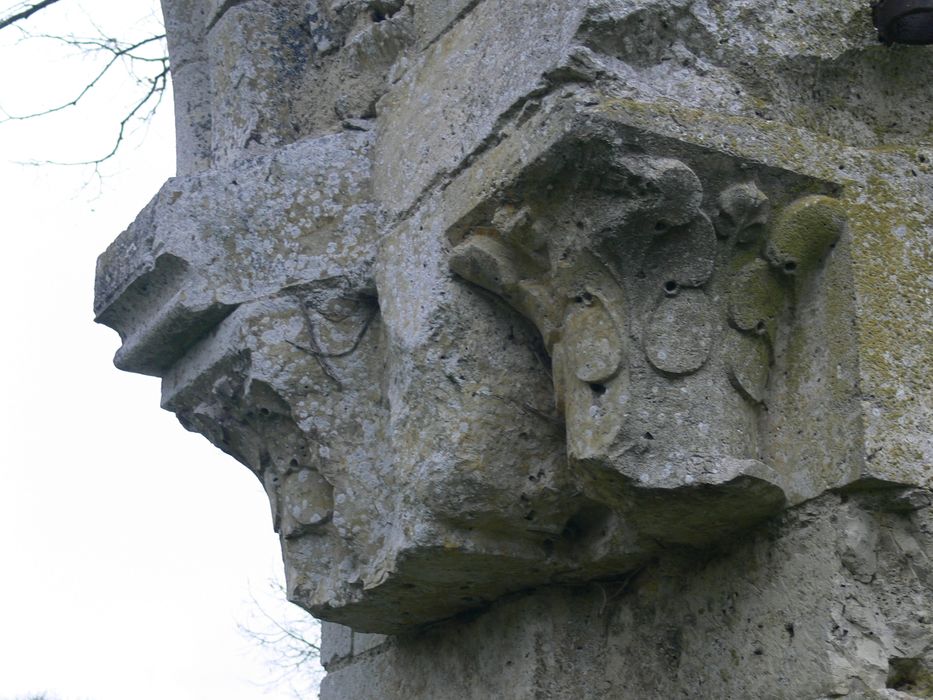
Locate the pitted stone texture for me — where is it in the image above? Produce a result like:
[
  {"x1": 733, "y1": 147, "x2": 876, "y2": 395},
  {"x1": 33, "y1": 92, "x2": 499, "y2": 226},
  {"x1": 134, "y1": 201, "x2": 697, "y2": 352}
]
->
[
  {"x1": 578, "y1": 0, "x2": 933, "y2": 147},
  {"x1": 373, "y1": 0, "x2": 933, "y2": 219},
  {"x1": 447, "y1": 109, "x2": 861, "y2": 516},
  {"x1": 97, "y1": 0, "x2": 932, "y2": 645},
  {"x1": 95, "y1": 101, "x2": 930, "y2": 634},
  {"x1": 160, "y1": 0, "x2": 416, "y2": 169},
  {"x1": 409, "y1": 0, "x2": 478, "y2": 48},
  {"x1": 374, "y1": 0, "x2": 588, "y2": 214},
  {"x1": 160, "y1": 0, "x2": 211, "y2": 174},
  {"x1": 95, "y1": 131, "x2": 377, "y2": 375},
  {"x1": 584, "y1": 98, "x2": 930, "y2": 498},
  {"x1": 644, "y1": 288, "x2": 718, "y2": 375},
  {"x1": 296, "y1": 1, "x2": 415, "y2": 137},
  {"x1": 320, "y1": 492, "x2": 933, "y2": 700},
  {"x1": 321, "y1": 622, "x2": 353, "y2": 669},
  {"x1": 207, "y1": 0, "x2": 311, "y2": 165},
  {"x1": 453, "y1": 87, "x2": 931, "y2": 495}
]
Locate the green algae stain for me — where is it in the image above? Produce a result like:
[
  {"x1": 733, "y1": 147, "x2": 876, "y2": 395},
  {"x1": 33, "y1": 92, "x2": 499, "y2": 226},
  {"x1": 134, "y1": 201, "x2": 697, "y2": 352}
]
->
[{"x1": 766, "y1": 196, "x2": 846, "y2": 272}]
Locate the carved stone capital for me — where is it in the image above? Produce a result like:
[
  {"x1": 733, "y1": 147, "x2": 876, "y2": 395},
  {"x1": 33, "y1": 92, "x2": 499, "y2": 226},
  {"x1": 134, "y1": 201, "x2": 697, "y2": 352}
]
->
[{"x1": 449, "y1": 118, "x2": 852, "y2": 544}]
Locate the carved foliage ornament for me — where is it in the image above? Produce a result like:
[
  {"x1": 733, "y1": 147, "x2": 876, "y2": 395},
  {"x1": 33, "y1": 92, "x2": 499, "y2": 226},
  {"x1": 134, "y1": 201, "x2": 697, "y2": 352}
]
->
[{"x1": 450, "y1": 149, "x2": 846, "y2": 518}]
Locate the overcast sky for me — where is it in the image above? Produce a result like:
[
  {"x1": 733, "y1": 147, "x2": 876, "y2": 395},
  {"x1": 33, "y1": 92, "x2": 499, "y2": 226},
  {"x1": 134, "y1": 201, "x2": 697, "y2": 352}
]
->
[{"x1": 0, "y1": 2, "x2": 321, "y2": 698}]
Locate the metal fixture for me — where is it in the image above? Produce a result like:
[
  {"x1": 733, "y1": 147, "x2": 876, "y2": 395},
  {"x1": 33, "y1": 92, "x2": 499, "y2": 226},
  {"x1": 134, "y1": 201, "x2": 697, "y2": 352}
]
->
[{"x1": 873, "y1": 0, "x2": 933, "y2": 44}]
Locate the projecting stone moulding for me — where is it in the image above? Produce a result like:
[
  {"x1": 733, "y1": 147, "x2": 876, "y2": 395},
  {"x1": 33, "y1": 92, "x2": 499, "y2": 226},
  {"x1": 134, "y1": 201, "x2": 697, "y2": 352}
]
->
[
  {"x1": 96, "y1": 96, "x2": 927, "y2": 634},
  {"x1": 96, "y1": 89, "x2": 930, "y2": 635}
]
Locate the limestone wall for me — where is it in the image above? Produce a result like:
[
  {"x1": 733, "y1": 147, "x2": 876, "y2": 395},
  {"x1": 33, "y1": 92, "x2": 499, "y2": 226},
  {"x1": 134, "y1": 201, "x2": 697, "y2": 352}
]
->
[
  {"x1": 322, "y1": 491, "x2": 933, "y2": 699},
  {"x1": 95, "y1": 1, "x2": 932, "y2": 697}
]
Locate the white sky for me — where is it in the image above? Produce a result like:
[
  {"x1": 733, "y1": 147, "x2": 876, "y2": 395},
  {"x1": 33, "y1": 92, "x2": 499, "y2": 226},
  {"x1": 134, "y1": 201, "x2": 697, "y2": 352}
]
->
[{"x1": 0, "y1": 2, "x2": 322, "y2": 698}]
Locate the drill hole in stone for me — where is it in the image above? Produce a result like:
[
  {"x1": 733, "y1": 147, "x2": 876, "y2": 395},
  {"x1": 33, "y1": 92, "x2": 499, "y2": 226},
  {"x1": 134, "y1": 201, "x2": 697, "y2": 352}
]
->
[
  {"x1": 755, "y1": 320, "x2": 767, "y2": 335},
  {"x1": 370, "y1": 2, "x2": 403, "y2": 23},
  {"x1": 663, "y1": 280, "x2": 679, "y2": 296},
  {"x1": 561, "y1": 503, "x2": 613, "y2": 546},
  {"x1": 783, "y1": 261, "x2": 797, "y2": 274},
  {"x1": 589, "y1": 382, "x2": 607, "y2": 396},
  {"x1": 643, "y1": 431, "x2": 654, "y2": 440}
]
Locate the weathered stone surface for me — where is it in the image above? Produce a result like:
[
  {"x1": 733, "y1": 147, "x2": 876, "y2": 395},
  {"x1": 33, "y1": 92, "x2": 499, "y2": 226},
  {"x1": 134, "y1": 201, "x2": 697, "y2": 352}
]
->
[
  {"x1": 373, "y1": 0, "x2": 588, "y2": 215},
  {"x1": 95, "y1": 131, "x2": 377, "y2": 374},
  {"x1": 320, "y1": 621, "x2": 353, "y2": 669},
  {"x1": 409, "y1": 0, "x2": 477, "y2": 48},
  {"x1": 644, "y1": 289, "x2": 717, "y2": 375},
  {"x1": 206, "y1": 0, "x2": 312, "y2": 165},
  {"x1": 320, "y1": 491, "x2": 933, "y2": 699},
  {"x1": 352, "y1": 631, "x2": 388, "y2": 656},
  {"x1": 159, "y1": 0, "x2": 211, "y2": 174},
  {"x1": 444, "y1": 107, "x2": 865, "y2": 511},
  {"x1": 98, "y1": 0, "x2": 931, "y2": 694}
]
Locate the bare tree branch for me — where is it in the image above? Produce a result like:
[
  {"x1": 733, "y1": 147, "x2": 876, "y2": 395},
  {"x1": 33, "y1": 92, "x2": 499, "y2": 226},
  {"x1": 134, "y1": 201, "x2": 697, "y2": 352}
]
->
[
  {"x1": 35, "y1": 59, "x2": 169, "y2": 168},
  {"x1": 0, "y1": 33, "x2": 166, "y2": 122},
  {"x1": 1, "y1": 22, "x2": 170, "y2": 171},
  {"x1": 0, "y1": 0, "x2": 171, "y2": 170},
  {"x1": 0, "y1": 0, "x2": 65, "y2": 32},
  {"x1": 238, "y1": 578, "x2": 323, "y2": 699}
]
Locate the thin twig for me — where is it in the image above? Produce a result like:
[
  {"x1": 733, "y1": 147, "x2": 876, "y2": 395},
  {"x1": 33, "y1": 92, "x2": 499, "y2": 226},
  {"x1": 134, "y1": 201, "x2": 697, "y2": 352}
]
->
[
  {"x1": 287, "y1": 306, "x2": 377, "y2": 359},
  {"x1": 0, "y1": 13, "x2": 169, "y2": 170},
  {"x1": 23, "y1": 62, "x2": 169, "y2": 171},
  {"x1": 293, "y1": 301, "x2": 344, "y2": 390},
  {"x1": 0, "y1": 0, "x2": 64, "y2": 32},
  {"x1": 238, "y1": 578, "x2": 323, "y2": 698},
  {"x1": 0, "y1": 34, "x2": 166, "y2": 122}
]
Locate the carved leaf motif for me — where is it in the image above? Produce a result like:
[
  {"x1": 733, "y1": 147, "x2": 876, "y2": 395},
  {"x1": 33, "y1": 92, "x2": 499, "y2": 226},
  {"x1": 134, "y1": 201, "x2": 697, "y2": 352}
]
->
[
  {"x1": 600, "y1": 156, "x2": 704, "y2": 228},
  {"x1": 641, "y1": 213, "x2": 716, "y2": 288},
  {"x1": 449, "y1": 235, "x2": 522, "y2": 299},
  {"x1": 449, "y1": 234, "x2": 560, "y2": 347},
  {"x1": 728, "y1": 258, "x2": 786, "y2": 340},
  {"x1": 515, "y1": 279, "x2": 561, "y2": 350},
  {"x1": 715, "y1": 182, "x2": 770, "y2": 242},
  {"x1": 562, "y1": 295, "x2": 623, "y2": 384},
  {"x1": 725, "y1": 331, "x2": 771, "y2": 404},
  {"x1": 556, "y1": 339, "x2": 627, "y2": 460},
  {"x1": 644, "y1": 288, "x2": 717, "y2": 375},
  {"x1": 765, "y1": 195, "x2": 846, "y2": 273}
]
